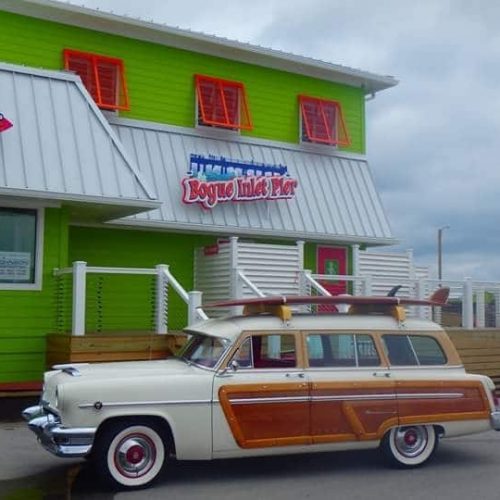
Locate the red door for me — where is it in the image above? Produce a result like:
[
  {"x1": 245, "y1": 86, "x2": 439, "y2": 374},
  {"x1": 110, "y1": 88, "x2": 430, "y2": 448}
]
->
[{"x1": 317, "y1": 246, "x2": 348, "y2": 312}]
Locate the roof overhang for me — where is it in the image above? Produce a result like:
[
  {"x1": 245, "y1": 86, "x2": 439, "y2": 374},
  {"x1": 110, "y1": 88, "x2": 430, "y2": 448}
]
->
[
  {"x1": 0, "y1": 62, "x2": 160, "y2": 221},
  {"x1": 109, "y1": 118, "x2": 397, "y2": 247},
  {"x1": 0, "y1": 189, "x2": 160, "y2": 222},
  {"x1": 0, "y1": 0, "x2": 398, "y2": 95}
]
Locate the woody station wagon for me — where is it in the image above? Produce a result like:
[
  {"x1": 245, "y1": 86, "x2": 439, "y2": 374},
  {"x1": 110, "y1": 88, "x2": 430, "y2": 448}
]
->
[{"x1": 23, "y1": 290, "x2": 500, "y2": 489}]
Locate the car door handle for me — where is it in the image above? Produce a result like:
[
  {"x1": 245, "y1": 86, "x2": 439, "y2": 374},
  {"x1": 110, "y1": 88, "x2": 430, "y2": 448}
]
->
[
  {"x1": 372, "y1": 372, "x2": 391, "y2": 378},
  {"x1": 286, "y1": 373, "x2": 305, "y2": 378}
]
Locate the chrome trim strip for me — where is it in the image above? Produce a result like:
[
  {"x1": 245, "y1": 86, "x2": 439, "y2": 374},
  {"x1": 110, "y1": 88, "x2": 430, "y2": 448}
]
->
[
  {"x1": 312, "y1": 394, "x2": 396, "y2": 402},
  {"x1": 229, "y1": 396, "x2": 310, "y2": 405},
  {"x1": 78, "y1": 399, "x2": 211, "y2": 409},
  {"x1": 79, "y1": 392, "x2": 465, "y2": 409},
  {"x1": 228, "y1": 392, "x2": 464, "y2": 405},
  {"x1": 397, "y1": 392, "x2": 463, "y2": 400}
]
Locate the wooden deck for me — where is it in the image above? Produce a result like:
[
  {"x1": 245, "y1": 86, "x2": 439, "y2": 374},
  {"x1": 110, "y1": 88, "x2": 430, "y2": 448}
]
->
[{"x1": 447, "y1": 329, "x2": 500, "y2": 391}]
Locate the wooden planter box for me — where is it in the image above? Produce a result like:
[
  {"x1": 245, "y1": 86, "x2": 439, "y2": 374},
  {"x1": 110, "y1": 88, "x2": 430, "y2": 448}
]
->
[{"x1": 46, "y1": 332, "x2": 187, "y2": 368}]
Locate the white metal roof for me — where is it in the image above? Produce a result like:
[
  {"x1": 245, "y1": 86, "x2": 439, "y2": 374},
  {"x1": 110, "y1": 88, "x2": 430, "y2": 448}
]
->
[
  {"x1": 110, "y1": 118, "x2": 395, "y2": 246},
  {"x1": 0, "y1": 0, "x2": 398, "y2": 94},
  {"x1": 0, "y1": 62, "x2": 159, "y2": 220}
]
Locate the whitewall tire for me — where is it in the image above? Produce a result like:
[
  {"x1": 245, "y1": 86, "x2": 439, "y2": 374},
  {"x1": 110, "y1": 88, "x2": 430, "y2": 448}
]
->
[
  {"x1": 95, "y1": 422, "x2": 168, "y2": 489},
  {"x1": 381, "y1": 425, "x2": 438, "y2": 467}
]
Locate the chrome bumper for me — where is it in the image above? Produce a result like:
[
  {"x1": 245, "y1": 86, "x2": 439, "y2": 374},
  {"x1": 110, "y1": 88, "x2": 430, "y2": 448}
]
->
[
  {"x1": 22, "y1": 405, "x2": 96, "y2": 458},
  {"x1": 491, "y1": 410, "x2": 500, "y2": 431}
]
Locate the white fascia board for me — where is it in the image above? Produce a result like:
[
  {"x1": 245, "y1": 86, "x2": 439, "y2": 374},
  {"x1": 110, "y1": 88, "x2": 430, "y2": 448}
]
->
[
  {"x1": 0, "y1": 187, "x2": 160, "y2": 210},
  {"x1": 0, "y1": 0, "x2": 398, "y2": 94},
  {"x1": 106, "y1": 218, "x2": 399, "y2": 247},
  {"x1": 109, "y1": 116, "x2": 369, "y2": 162}
]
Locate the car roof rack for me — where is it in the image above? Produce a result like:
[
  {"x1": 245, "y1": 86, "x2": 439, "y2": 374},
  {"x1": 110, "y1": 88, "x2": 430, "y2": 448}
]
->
[{"x1": 203, "y1": 288, "x2": 449, "y2": 321}]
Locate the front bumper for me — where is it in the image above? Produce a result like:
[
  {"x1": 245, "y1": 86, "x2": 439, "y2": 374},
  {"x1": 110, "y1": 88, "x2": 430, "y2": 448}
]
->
[
  {"x1": 491, "y1": 410, "x2": 500, "y2": 431},
  {"x1": 22, "y1": 405, "x2": 96, "y2": 458}
]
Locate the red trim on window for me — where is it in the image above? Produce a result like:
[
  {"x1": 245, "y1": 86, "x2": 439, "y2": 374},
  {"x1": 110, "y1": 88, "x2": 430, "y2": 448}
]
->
[
  {"x1": 63, "y1": 49, "x2": 130, "y2": 111},
  {"x1": 299, "y1": 95, "x2": 350, "y2": 146},
  {"x1": 195, "y1": 74, "x2": 253, "y2": 130}
]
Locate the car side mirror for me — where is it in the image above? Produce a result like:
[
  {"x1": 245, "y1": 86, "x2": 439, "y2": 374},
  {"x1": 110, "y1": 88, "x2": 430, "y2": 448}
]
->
[{"x1": 217, "y1": 359, "x2": 240, "y2": 377}]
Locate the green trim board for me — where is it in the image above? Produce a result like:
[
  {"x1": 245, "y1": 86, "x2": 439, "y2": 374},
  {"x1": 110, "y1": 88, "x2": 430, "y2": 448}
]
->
[{"x1": 0, "y1": 10, "x2": 365, "y2": 153}]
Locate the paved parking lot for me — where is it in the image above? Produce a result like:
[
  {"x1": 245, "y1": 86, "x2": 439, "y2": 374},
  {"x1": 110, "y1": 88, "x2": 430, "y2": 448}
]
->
[{"x1": 2, "y1": 421, "x2": 500, "y2": 500}]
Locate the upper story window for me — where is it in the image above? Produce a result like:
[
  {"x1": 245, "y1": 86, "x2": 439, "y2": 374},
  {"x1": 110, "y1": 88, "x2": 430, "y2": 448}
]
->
[
  {"x1": 63, "y1": 49, "x2": 130, "y2": 111},
  {"x1": 299, "y1": 95, "x2": 350, "y2": 147},
  {"x1": 195, "y1": 74, "x2": 252, "y2": 131}
]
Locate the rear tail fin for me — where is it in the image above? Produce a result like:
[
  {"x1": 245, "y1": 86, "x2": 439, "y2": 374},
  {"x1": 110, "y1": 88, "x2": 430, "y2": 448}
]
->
[{"x1": 429, "y1": 287, "x2": 450, "y2": 305}]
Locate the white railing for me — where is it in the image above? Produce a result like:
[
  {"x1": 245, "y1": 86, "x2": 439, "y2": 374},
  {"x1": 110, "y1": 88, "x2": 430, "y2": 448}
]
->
[
  {"x1": 302, "y1": 272, "x2": 500, "y2": 330},
  {"x1": 53, "y1": 261, "x2": 207, "y2": 336}
]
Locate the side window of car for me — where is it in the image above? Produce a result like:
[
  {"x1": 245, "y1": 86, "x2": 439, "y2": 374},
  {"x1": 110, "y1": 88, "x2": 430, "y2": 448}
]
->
[
  {"x1": 409, "y1": 335, "x2": 447, "y2": 365},
  {"x1": 382, "y1": 335, "x2": 418, "y2": 366},
  {"x1": 232, "y1": 334, "x2": 297, "y2": 369},
  {"x1": 306, "y1": 333, "x2": 380, "y2": 367},
  {"x1": 382, "y1": 335, "x2": 447, "y2": 366}
]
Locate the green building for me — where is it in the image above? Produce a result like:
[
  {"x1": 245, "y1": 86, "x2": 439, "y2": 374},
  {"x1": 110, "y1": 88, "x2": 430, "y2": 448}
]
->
[{"x1": 0, "y1": 0, "x2": 397, "y2": 390}]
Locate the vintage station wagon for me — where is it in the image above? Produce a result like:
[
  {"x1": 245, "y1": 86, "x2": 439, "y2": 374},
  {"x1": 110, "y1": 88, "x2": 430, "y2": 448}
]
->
[{"x1": 23, "y1": 291, "x2": 500, "y2": 489}]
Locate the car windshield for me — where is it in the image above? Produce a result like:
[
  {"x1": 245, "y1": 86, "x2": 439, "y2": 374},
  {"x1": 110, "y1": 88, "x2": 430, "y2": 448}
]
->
[{"x1": 178, "y1": 334, "x2": 229, "y2": 369}]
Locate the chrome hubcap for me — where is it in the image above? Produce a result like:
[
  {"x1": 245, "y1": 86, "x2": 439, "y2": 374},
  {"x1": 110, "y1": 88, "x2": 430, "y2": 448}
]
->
[
  {"x1": 115, "y1": 434, "x2": 156, "y2": 477},
  {"x1": 394, "y1": 426, "x2": 428, "y2": 458}
]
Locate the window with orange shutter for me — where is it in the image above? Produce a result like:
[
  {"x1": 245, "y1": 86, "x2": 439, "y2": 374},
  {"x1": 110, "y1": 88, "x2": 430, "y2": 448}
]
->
[
  {"x1": 63, "y1": 49, "x2": 130, "y2": 111},
  {"x1": 195, "y1": 75, "x2": 252, "y2": 131},
  {"x1": 299, "y1": 95, "x2": 350, "y2": 147}
]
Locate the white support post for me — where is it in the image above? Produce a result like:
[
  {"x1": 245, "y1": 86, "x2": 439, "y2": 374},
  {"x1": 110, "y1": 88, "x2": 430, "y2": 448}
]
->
[
  {"x1": 229, "y1": 236, "x2": 241, "y2": 315},
  {"x1": 352, "y1": 244, "x2": 360, "y2": 295},
  {"x1": 462, "y1": 277, "x2": 474, "y2": 330},
  {"x1": 476, "y1": 288, "x2": 485, "y2": 329},
  {"x1": 296, "y1": 240, "x2": 305, "y2": 295},
  {"x1": 72, "y1": 261, "x2": 87, "y2": 336},
  {"x1": 363, "y1": 275, "x2": 372, "y2": 296},
  {"x1": 155, "y1": 264, "x2": 169, "y2": 334},
  {"x1": 188, "y1": 291, "x2": 203, "y2": 326},
  {"x1": 296, "y1": 240, "x2": 305, "y2": 271},
  {"x1": 415, "y1": 279, "x2": 426, "y2": 319},
  {"x1": 495, "y1": 290, "x2": 500, "y2": 328},
  {"x1": 299, "y1": 270, "x2": 312, "y2": 312}
]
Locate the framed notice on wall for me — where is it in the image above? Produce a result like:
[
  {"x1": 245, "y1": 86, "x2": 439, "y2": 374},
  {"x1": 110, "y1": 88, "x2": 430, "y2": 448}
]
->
[{"x1": 0, "y1": 251, "x2": 31, "y2": 281}]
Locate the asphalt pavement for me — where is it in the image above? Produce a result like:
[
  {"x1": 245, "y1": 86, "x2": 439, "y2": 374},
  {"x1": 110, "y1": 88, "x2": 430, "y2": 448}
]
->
[{"x1": 1, "y1": 421, "x2": 500, "y2": 500}]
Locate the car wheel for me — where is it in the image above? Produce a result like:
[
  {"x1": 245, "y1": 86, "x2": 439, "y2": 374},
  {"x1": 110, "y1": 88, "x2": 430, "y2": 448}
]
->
[
  {"x1": 94, "y1": 421, "x2": 168, "y2": 489},
  {"x1": 381, "y1": 425, "x2": 438, "y2": 467}
]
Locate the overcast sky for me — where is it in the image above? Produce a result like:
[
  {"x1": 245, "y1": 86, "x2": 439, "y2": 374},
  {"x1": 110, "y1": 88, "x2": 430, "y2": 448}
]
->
[{"x1": 69, "y1": 0, "x2": 499, "y2": 281}]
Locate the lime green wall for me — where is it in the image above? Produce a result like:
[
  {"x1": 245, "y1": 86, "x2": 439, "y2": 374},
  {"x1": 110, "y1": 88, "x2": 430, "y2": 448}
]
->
[
  {"x1": 0, "y1": 11, "x2": 365, "y2": 153},
  {"x1": 0, "y1": 208, "x2": 69, "y2": 384},
  {"x1": 68, "y1": 226, "x2": 216, "y2": 332}
]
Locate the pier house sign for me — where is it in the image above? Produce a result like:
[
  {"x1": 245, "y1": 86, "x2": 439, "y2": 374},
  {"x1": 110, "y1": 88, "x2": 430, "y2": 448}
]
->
[{"x1": 182, "y1": 154, "x2": 298, "y2": 209}]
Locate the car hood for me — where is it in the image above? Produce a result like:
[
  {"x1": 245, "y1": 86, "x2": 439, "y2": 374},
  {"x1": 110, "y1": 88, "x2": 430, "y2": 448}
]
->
[{"x1": 42, "y1": 358, "x2": 210, "y2": 410}]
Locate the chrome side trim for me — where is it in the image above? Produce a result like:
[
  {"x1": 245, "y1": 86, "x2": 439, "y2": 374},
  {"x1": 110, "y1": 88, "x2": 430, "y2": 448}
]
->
[
  {"x1": 230, "y1": 396, "x2": 310, "y2": 406},
  {"x1": 78, "y1": 399, "x2": 211, "y2": 409},
  {"x1": 227, "y1": 392, "x2": 464, "y2": 405},
  {"x1": 78, "y1": 392, "x2": 465, "y2": 410},
  {"x1": 313, "y1": 394, "x2": 395, "y2": 402},
  {"x1": 398, "y1": 392, "x2": 464, "y2": 400}
]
